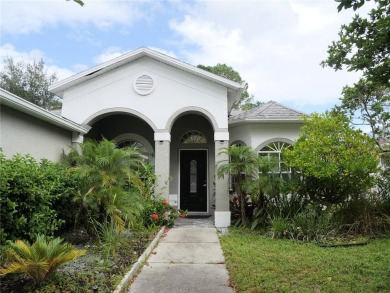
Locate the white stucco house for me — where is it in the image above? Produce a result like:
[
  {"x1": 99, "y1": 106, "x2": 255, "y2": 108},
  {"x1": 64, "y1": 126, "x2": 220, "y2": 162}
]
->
[{"x1": 0, "y1": 47, "x2": 306, "y2": 228}]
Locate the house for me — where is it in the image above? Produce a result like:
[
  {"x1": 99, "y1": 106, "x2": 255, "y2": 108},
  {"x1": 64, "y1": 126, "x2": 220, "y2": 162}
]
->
[
  {"x1": 0, "y1": 88, "x2": 89, "y2": 161},
  {"x1": 0, "y1": 47, "x2": 305, "y2": 228}
]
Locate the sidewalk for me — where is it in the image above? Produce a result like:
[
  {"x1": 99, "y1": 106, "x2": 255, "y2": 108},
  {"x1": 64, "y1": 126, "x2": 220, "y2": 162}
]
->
[{"x1": 128, "y1": 218, "x2": 234, "y2": 293}]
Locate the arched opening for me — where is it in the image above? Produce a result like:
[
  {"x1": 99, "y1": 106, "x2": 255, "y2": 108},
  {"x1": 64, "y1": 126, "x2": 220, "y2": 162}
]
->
[
  {"x1": 170, "y1": 113, "x2": 214, "y2": 214},
  {"x1": 85, "y1": 113, "x2": 155, "y2": 163}
]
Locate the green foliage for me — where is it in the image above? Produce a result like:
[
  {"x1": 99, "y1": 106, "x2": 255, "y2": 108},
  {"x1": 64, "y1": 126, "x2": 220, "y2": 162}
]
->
[
  {"x1": 142, "y1": 198, "x2": 187, "y2": 228},
  {"x1": 93, "y1": 220, "x2": 123, "y2": 264},
  {"x1": 63, "y1": 139, "x2": 144, "y2": 233},
  {"x1": 0, "y1": 235, "x2": 85, "y2": 286},
  {"x1": 323, "y1": 1, "x2": 390, "y2": 87},
  {"x1": 0, "y1": 151, "x2": 79, "y2": 243},
  {"x1": 335, "y1": 80, "x2": 389, "y2": 154},
  {"x1": 72, "y1": 0, "x2": 84, "y2": 6},
  {"x1": 336, "y1": 0, "x2": 368, "y2": 12},
  {"x1": 284, "y1": 113, "x2": 379, "y2": 206},
  {"x1": 197, "y1": 63, "x2": 261, "y2": 110},
  {"x1": 217, "y1": 145, "x2": 257, "y2": 225},
  {"x1": 0, "y1": 57, "x2": 61, "y2": 110}
]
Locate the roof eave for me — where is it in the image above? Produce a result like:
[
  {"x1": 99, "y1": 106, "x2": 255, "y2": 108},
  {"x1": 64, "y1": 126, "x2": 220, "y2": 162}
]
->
[
  {"x1": 0, "y1": 88, "x2": 90, "y2": 134},
  {"x1": 229, "y1": 118, "x2": 305, "y2": 126},
  {"x1": 49, "y1": 47, "x2": 245, "y2": 97}
]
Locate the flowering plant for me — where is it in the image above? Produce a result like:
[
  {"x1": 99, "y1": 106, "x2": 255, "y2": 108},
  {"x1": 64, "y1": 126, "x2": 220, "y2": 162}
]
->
[{"x1": 143, "y1": 198, "x2": 187, "y2": 228}]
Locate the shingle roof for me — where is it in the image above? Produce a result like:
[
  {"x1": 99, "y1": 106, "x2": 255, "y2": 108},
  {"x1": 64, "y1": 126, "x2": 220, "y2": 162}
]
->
[{"x1": 229, "y1": 100, "x2": 307, "y2": 124}]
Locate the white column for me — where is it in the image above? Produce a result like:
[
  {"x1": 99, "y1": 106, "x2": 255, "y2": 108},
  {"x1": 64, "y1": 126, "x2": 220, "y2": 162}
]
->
[
  {"x1": 154, "y1": 132, "x2": 171, "y2": 200},
  {"x1": 214, "y1": 131, "x2": 231, "y2": 228},
  {"x1": 71, "y1": 132, "x2": 84, "y2": 153}
]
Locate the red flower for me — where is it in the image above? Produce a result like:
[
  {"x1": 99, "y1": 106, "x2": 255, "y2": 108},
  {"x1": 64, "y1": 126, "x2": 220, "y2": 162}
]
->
[
  {"x1": 181, "y1": 214, "x2": 185, "y2": 218},
  {"x1": 152, "y1": 214, "x2": 158, "y2": 220},
  {"x1": 162, "y1": 200, "x2": 168, "y2": 206}
]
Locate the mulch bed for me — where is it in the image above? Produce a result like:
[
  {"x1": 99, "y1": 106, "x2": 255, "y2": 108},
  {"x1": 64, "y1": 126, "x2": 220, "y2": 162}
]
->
[{"x1": 0, "y1": 229, "x2": 157, "y2": 293}]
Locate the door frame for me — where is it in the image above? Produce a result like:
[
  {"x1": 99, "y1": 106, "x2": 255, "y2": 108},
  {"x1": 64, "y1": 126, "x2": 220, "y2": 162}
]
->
[{"x1": 178, "y1": 148, "x2": 209, "y2": 215}]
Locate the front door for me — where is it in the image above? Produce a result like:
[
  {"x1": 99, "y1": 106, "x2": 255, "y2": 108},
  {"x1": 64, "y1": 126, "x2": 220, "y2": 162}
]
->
[{"x1": 180, "y1": 150, "x2": 208, "y2": 212}]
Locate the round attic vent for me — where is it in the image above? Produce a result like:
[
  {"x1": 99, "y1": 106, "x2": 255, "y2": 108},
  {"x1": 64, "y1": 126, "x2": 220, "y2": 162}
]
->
[{"x1": 133, "y1": 74, "x2": 155, "y2": 95}]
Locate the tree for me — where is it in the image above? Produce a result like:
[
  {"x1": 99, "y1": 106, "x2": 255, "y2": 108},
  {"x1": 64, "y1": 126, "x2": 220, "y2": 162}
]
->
[
  {"x1": 197, "y1": 63, "x2": 261, "y2": 111},
  {"x1": 0, "y1": 57, "x2": 61, "y2": 110},
  {"x1": 217, "y1": 145, "x2": 257, "y2": 226},
  {"x1": 72, "y1": 0, "x2": 84, "y2": 6},
  {"x1": 63, "y1": 139, "x2": 144, "y2": 232},
  {"x1": 283, "y1": 113, "x2": 379, "y2": 207},
  {"x1": 322, "y1": 1, "x2": 389, "y2": 87},
  {"x1": 323, "y1": 0, "x2": 389, "y2": 156},
  {"x1": 336, "y1": 0, "x2": 370, "y2": 11},
  {"x1": 335, "y1": 80, "x2": 389, "y2": 153}
]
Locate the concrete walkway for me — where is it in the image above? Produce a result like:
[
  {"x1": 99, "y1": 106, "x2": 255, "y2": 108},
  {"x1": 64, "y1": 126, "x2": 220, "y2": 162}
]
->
[{"x1": 128, "y1": 218, "x2": 234, "y2": 293}]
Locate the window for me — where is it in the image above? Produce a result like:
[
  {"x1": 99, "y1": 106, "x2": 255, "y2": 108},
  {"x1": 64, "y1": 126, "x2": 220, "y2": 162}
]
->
[
  {"x1": 180, "y1": 130, "x2": 207, "y2": 144},
  {"x1": 190, "y1": 160, "x2": 197, "y2": 193},
  {"x1": 117, "y1": 139, "x2": 150, "y2": 162},
  {"x1": 258, "y1": 141, "x2": 292, "y2": 177}
]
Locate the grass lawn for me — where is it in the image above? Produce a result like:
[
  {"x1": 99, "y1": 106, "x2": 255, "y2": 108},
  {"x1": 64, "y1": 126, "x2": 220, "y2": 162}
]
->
[{"x1": 220, "y1": 228, "x2": 390, "y2": 293}]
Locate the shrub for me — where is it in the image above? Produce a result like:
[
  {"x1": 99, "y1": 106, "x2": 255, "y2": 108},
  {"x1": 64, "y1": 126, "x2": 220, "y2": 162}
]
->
[
  {"x1": 284, "y1": 113, "x2": 379, "y2": 207},
  {"x1": 288, "y1": 207, "x2": 338, "y2": 242},
  {"x1": 63, "y1": 139, "x2": 144, "y2": 233},
  {"x1": 142, "y1": 198, "x2": 187, "y2": 228},
  {"x1": 0, "y1": 235, "x2": 85, "y2": 286},
  {"x1": 0, "y1": 151, "x2": 80, "y2": 243}
]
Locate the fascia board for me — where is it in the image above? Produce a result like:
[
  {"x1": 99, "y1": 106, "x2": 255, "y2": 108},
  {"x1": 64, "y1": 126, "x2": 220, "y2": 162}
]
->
[
  {"x1": 0, "y1": 89, "x2": 90, "y2": 134},
  {"x1": 49, "y1": 47, "x2": 244, "y2": 97}
]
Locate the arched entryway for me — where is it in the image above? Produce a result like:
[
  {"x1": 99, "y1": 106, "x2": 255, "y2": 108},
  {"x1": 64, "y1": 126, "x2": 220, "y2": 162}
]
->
[
  {"x1": 85, "y1": 113, "x2": 155, "y2": 164},
  {"x1": 170, "y1": 113, "x2": 215, "y2": 214}
]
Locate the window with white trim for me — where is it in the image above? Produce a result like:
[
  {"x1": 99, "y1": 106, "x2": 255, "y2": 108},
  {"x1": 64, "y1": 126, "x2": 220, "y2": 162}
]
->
[{"x1": 258, "y1": 141, "x2": 292, "y2": 177}]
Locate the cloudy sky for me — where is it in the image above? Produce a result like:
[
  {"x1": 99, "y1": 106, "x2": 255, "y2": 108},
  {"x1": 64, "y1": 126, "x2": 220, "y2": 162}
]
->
[{"x1": 0, "y1": 0, "x2": 373, "y2": 114}]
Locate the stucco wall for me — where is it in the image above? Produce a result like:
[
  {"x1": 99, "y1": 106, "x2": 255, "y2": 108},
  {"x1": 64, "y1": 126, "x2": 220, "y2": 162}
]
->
[
  {"x1": 229, "y1": 123, "x2": 302, "y2": 149},
  {"x1": 61, "y1": 57, "x2": 229, "y2": 131},
  {"x1": 0, "y1": 105, "x2": 72, "y2": 161}
]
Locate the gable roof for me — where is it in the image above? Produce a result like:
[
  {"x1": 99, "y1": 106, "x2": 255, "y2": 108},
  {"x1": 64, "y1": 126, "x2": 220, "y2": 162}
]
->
[
  {"x1": 0, "y1": 88, "x2": 90, "y2": 134},
  {"x1": 49, "y1": 47, "x2": 246, "y2": 98},
  {"x1": 229, "y1": 100, "x2": 307, "y2": 124}
]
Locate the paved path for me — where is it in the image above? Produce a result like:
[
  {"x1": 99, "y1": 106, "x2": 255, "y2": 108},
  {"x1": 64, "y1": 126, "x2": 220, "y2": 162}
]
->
[{"x1": 128, "y1": 218, "x2": 234, "y2": 293}]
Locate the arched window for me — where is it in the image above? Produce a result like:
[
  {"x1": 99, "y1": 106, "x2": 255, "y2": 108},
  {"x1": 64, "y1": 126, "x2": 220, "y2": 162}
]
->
[
  {"x1": 180, "y1": 130, "x2": 207, "y2": 144},
  {"x1": 117, "y1": 139, "x2": 150, "y2": 162},
  {"x1": 258, "y1": 141, "x2": 292, "y2": 176}
]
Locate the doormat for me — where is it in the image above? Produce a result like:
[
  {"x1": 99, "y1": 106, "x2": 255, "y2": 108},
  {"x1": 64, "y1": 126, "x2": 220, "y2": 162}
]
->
[{"x1": 186, "y1": 215, "x2": 212, "y2": 219}]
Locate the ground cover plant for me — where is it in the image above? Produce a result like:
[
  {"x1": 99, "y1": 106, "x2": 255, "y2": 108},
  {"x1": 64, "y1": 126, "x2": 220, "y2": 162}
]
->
[
  {"x1": 0, "y1": 229, "x2": 157, "y2": 292},
  {"x1": 220, "y1": 228, "x2": 390, "y2": 293}
]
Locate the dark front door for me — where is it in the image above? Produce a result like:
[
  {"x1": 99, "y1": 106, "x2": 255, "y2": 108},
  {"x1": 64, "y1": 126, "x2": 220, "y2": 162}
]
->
[{"x1": 180, "y1": 150, "x2": 207, "y2": 212}]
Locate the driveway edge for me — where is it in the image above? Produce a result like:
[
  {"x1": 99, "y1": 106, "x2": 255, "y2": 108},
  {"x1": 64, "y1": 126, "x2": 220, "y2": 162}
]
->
[{"x1": 113, "y1": 226, "x2": 166, "y2": 293}]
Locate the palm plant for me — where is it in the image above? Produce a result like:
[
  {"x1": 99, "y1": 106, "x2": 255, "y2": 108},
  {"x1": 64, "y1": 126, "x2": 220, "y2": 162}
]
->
[
  {"x1": 244, "y1": 155, "x2": 279, "y2": 229},
  {"x1": 0, "y1": 235, "x2": 85, "y2": 286},
  {"x1": 217, "y1": 145, "x2": 257, "y2": 226},
  {"x1": 63, "y1": 138, "x2": 144, "y2": 232}
]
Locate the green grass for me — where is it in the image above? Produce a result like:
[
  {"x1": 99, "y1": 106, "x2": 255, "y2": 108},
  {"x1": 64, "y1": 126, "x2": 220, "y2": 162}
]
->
[{"x1": 220, "y1": 228, "x2": 390, "y2": 293}]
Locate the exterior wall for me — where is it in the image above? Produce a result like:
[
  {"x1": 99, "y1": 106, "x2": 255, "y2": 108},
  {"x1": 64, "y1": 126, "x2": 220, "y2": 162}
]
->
[
  {"x1": 61, "y1": 57, "x2": 229, "y2": 131},
  {"x1": 229, "y1": 123, "x2": 302, "y2": 149},
  {"x1": 0, "y1": 105, "x2": 72, "y2": 161}
]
